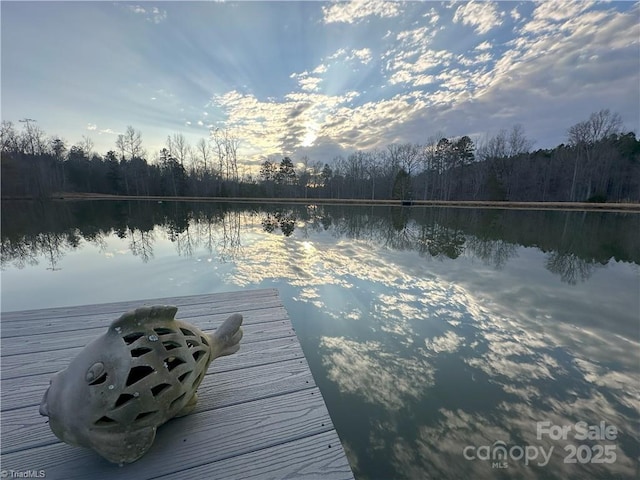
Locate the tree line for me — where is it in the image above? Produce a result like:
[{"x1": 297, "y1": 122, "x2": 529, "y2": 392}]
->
[{"x1": 1, "y1": 109, "x2": 638, "y2": 202}]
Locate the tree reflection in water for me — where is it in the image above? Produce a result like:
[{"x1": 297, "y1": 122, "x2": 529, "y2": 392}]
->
[{"x1": 1, "y1": 201, "x2": 637, "y2": 283}]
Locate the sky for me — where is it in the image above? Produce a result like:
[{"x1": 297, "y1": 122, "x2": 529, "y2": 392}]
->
[{"x1": 2, "y1": 1, "x2": 639, "y2": 168}]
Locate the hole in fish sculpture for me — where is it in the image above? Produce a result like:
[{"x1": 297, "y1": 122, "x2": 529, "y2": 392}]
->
[
  {"x1": 154, "y1": 327, "x2": 176, "y2": 335},
  {"x1": 200, "y1": 336, "x2": 209, "y2": 346},
  {"x1": 135, "y1": 411, "x2": 157, "y2": 422},
  {"x1": 170, "y1": 392, "x2": 186, "y2": 409},
  {"x1": 186, "y1": 339, "x2": 199, "y2": 348},
  {"x1": 123, "y1": 332, "x2": 144, "y2": 345},
  {"x1": 178, "y1": 371, "x2": 192, "y2": 383},
  {"x1": 95, "y1": 416, "x2": 117, "y2": 426},
  {"x1": 126, "y1": 365, "x2": 155, "y2": 386},
  {"x1": 165, "y1": 356, "x2": 186, "y2": 372},
  {"x1": 89, "y1": 372, "x2": 108, "y2": 386},
  {"x1": 192, "y1": 350, "x2": 206, "y2": 362},
  {"x1": 180, "y1": 328, "x2": 195, "y2": 337},
  {"x1": 130, "y1": 347, "x2": 153, "y2": 357},
  {"x1": 114, "y1": 393, "x2": 135, "y2": 408},
  {"x1": 151, "y1": 383, "x2": 171, "y2": 397},
  {"x1": 162, "y1": 340, "x2": 182, "y2": 351}
]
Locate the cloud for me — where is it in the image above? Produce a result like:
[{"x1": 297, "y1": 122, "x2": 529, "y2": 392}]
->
[
  {"x1": 86, "y1": 123, "x2": 118, "y2": 136},
  {"x1": 126, "y1": 4, "x2": 167, "y2": 24},
  {"x1": 322, "y1": 0, "x2": 402, "y2": 24},
  {"x1": 290, "y1": 71, "x2": 323, "y2": 92},
  {"x1": 383, "y1": 24, "x2": 444, "y2": 87},
  {"x1": 522, "y1": 0, "x2": 595, "y2": 33},
  {"x1": 128, "y1": 5, "x2": 145, "y2": 15},
  {"x1": 313, "y1": 64, "x2": 328, "y2": 74},
  {"x1": 352, "y1": 48, "x2": 373, "y2": 65},
  {"x1": 386, "y1": 47, "x2": 453, "y2": 87},
  {"x1": 453, "y1": 0, "x2": 503, "y2": 35},
  {"x1": 424, "y1": 7, "x2": 439, "y2": 25},
  {"x1": 424, "y1": 331, "x2": 464, "y2": 354},
  {"x1": 327, "y1": 47, "x2": 373, "y2": 65}
]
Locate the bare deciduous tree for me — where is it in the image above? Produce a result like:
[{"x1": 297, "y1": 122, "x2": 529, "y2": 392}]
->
[
  {"x1": 568, "y1": 109, "x2": 623, "y2": 200},
  {"x1": 211, "y1": 128, "x2": 240, "y2": 182}
]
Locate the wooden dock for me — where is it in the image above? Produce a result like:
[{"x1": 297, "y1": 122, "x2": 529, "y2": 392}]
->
[{"x1": 1, "y1": 288, "x2": 354, "y2": 479}]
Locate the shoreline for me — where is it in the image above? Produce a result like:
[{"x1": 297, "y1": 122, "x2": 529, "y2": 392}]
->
[{"x1": 3, "y1": 193, "x2": 640, "y2": 212}]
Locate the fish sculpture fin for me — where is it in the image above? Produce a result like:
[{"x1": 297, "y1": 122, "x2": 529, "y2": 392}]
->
[
  {"x1": 210, "y1": 313, "x2": 244, "y2": 359},
  {"x1": 90, "y1": 426, "x2": 157, "y2": 465},
  {"x1": 110, "y1": 305, "x2": 179, "y2": 331}
]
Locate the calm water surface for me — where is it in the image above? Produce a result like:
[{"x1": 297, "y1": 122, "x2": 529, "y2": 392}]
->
[{"x1": 2, "y1": 201, "x2": 639, "y2": 479}]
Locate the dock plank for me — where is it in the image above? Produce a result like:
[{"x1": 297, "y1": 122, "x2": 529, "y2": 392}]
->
[
  {"x1": 2, "y1": 388, "x2": 334, "y2": 479},
  {"x1": 0, "y1": 289, "x2": 354, "y2": 479},
  {"x1": 1, "y1": 294, "x2": 284, "y2": 338},
  {"x1": 154, "y1": 430, "x2": 354, "y2": 480},
  {"x1": 1, "y1": 288, "x2": 279, "y2": 321},
  {"x1": 1, "y1": 310, "x2": 293, "y2": 356}
]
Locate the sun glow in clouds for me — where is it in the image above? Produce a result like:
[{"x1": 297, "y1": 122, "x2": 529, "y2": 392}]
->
[{"x1": 301, "y1": 122, "x2": 320, "y2": 147}]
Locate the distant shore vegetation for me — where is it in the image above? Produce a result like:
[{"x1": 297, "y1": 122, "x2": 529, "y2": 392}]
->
[{"x1": 1, "y1": 109, "x2": 638, "y2": 203}]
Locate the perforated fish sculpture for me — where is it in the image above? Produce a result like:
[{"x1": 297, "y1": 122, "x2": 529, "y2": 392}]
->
[{"x1": 39, "y1": 305, "x2": 243, "y2": 464}]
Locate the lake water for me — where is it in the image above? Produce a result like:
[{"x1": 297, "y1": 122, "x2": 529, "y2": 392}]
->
[{"x1": 2, "y1": 200, "x2": 639, "y2": 479}]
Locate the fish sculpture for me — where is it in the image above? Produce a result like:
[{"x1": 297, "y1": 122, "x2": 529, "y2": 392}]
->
[{"x1": 39, "y1": 305, "x2": 243, "y2": 465}]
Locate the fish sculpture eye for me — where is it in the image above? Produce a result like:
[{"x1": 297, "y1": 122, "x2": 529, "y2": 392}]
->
[{"x1": 86, "y1": 362, "x2": 108, "y2": 385}]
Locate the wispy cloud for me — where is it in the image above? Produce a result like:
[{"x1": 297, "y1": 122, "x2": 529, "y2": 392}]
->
[
  {"x1": 328, "y1": 47, "x2": 373, "y2": 65},
  {"x1": 384, "y1": 24, "x2": 452, "y2": 88},
  {"x1": 126, "y1": 4, "x2": 167, "y2": 24},
  {"x1": 322, "y1": 0, "x2": 402, "y2": 24},
  {"x1": 453, "y1": 0, "x2": 503, "y2": 35},
  {"x1": 86, "y1": 123, "x2": 119, "y2": 136},
  {"x1": 290, "y1": 71, "x2": 323, "y2": 92}
]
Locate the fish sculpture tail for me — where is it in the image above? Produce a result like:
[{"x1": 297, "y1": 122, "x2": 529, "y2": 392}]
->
[{"x1": 210, "y1": 313, "x2": 243, "y2": 359}]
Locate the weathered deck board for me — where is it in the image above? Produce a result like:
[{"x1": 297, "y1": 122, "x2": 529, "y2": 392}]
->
[
  {"x1": 1, "y1": 310, "x2": 292, "y2": 356},
  {"x1": 1, "y1": 289, "x2": 278, "y2": 321},
  {"x1": 1, "y1": 296, "x2": 285, "y2": 336},
  {"x1": 153, "y1": 430, "x2": 353, "y2": 480},
  {"x1": 0, "y1": 288, "x2": 354, "y2": 479}
]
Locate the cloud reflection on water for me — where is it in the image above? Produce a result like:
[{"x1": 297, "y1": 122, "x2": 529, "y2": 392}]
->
[
  {"x1": 221, "y1": 214, "x2": 638, "y2": 478},
  {"x1": 170, "y1": 209, "x2": 639, "y2": 479},
  {"x1": 320, "y1": 336, "x2": 435, "y2": 412}
]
